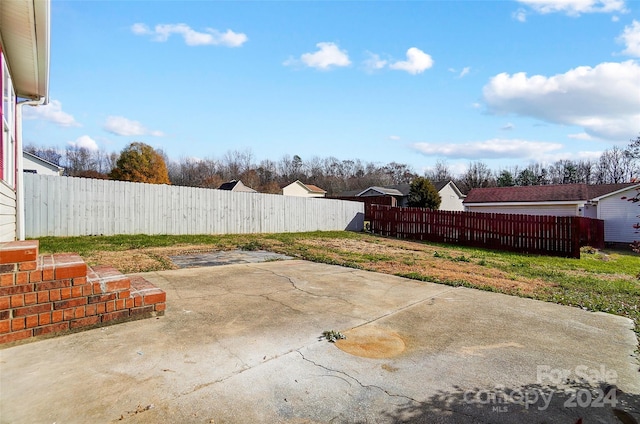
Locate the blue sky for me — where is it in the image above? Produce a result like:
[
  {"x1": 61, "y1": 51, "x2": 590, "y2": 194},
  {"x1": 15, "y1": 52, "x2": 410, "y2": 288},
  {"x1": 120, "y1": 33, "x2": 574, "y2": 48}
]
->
[{"x1": 23, "y1": 0, "x2": 640, "y2": 175}]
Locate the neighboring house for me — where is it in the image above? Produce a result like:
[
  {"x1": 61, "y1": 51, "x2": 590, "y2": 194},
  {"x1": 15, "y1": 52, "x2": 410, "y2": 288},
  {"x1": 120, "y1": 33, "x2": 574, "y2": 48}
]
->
[
  {"x1": 23, "y1": 151, "x2": 63, "y2": 176},
  {"x1": 218, "y1": 179, "x2": 257, "y2": 193},
  {"x1": 463, "y1": 183, "x2": 640, "y2": 243},
  {"x1": 0, "y1": 0, "x2": 51, "y2": 241},
  {"x1": 282, "y1": 180, "x2": 326, "y2": 198},
  {"x1": 340, "y1": 181, "x2": 465, "y2": 211}
]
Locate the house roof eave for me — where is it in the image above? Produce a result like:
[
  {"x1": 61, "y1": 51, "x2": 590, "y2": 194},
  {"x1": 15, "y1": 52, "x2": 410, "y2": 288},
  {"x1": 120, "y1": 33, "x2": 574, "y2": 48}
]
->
[
  {"x1": 443, "y1": 181, "x2": 465, "y2": 198},
  {"x1": 589, "y1": 183, "x2": 640, "y2": 201},
  {"x1": 464, "y1": 200, "x2": 586, "y2": 207},
  {"x1": 0, "y1": 0, "x2": 50, "y2": 102},
  {"x1": 23, "y1": 151, "x2": 63, "y2": 172}
]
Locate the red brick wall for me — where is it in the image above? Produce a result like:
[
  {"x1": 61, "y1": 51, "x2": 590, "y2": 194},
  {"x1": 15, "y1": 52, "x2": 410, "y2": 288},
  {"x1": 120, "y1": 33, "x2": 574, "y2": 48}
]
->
[{"x1": 0, "y1": 240, "x2": 166, "y2": 345}]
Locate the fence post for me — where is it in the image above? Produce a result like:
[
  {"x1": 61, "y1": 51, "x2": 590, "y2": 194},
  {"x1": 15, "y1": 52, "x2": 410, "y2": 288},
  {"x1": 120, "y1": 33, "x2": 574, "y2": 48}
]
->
[{"x1": 570, "y1": 217, "x2": 581, "y2": 258}]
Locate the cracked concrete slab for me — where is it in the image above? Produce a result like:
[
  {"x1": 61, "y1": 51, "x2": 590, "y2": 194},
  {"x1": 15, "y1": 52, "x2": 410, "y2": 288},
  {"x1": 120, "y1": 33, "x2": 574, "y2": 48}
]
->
[{"x1": 0, "y1": 260, "x2": 638, "y2": 423}]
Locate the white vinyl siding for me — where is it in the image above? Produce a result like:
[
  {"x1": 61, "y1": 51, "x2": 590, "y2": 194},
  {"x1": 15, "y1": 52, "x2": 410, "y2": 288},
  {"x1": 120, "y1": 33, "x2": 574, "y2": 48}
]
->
[
  {"x1": 597, "y1": 186, "x2": 639, "y2": 243},
  {"x1": 22, "y1": 153, "x2": 62, "y2": 176},
  {"x1": 23, "y1": 174, "x2": 363, "y2": 237},
  {"x1": 1, "y1": 54, "x2": 16, "y2": 188},
  {"x1": 0, "y1": 180, "x2": 16, "y2": 241},
  {"x1": 438, "y1": 184, "x2": 464, "y2": 212},
  {"x1": 465, "y1": 204, "x2": 579, "y2": 216}
]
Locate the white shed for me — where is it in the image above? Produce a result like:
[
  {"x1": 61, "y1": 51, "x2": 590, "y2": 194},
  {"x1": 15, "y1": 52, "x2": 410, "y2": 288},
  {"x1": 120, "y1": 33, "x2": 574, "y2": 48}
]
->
[
  {"x1": 23, "y1": 151, "x2": 63, "y2": 176},
  {"x1": 282, "y1": 180, "x2": 326, "y2": 198},
  {"x1": 590, "y1": 185, "x2": 640, "y2": 244}
]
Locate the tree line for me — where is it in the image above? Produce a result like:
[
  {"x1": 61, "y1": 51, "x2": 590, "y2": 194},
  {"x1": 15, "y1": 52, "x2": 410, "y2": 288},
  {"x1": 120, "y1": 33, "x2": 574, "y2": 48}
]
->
[{"x1": 25, "y1": 135, "x2": 639, "y2": 196}]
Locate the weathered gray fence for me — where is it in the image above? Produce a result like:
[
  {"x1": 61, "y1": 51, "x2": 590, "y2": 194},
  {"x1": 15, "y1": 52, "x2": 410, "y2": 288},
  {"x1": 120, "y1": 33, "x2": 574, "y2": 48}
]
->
[{"x1": 24, "y1": 174, "x2": 363, "y2": 237}]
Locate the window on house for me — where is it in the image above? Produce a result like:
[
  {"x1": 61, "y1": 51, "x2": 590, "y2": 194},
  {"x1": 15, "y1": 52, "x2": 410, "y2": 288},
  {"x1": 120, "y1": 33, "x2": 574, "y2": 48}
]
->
[{"x1": 1, "y1": 54, "x2": 16, "y2": 187}]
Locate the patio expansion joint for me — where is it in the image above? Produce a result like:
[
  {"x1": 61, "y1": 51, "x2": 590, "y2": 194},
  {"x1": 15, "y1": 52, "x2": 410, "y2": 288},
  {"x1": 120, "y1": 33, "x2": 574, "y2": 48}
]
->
[{"x1": 295, "y1": 350, "x2": 422, "y2": 405}]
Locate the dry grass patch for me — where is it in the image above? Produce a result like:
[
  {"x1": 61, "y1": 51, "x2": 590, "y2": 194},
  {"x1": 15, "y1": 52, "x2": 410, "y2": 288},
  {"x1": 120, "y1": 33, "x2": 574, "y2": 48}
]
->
[{"x1": 298, "y1": 238, "x2": 551, "y2": 294}]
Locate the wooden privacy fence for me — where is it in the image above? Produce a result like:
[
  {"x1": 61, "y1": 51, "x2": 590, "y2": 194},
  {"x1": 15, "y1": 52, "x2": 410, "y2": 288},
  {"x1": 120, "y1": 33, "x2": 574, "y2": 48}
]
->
[
  {"x1": 366, "y1": 204, "x2": 604, "y2": 258},
  {"x1": 332, "y1": 195, "x2": 396, "y2": 207},
  {"x1": 24, "y1": 175, "x2": 364, "y2": 237},
  {"x1": 577, "y1": 216, "x2": 605, "y2": 250}
]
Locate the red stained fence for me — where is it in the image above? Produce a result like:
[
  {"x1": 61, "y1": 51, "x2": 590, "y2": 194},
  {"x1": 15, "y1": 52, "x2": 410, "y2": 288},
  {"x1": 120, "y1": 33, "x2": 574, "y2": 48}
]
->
[
  {"x1": 333, "y1": 195, "x2": 397, "y2": 207},
  {"x1": 366, "y1": 205, "x2": 604, "y2": 258}
]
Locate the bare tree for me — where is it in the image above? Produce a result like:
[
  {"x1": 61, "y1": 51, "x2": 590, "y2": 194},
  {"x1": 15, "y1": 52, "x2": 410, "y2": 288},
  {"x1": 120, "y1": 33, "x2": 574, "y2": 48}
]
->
[
  {"x1": 576, "y1": 160, "x2": 595, "y2": 184},
  {"x1": 382, "y1": 162, "x2": 417, "y2": 185},
  {"x1": 595, "y1": 146, "x2": 634, "y2": 183},
  {"x1": 278, "y1": 154, "x2": 305, "y2": 182},
  {"x1": 457, "y1": 161, "x2": 495, "y2": 193},
  {"x1": 222, "y1": 149, "x2": 254, "y2": 180},
  {"x1": 65, "y1": 146, "x2": 98, "y2": 176},
  {"x1": 424, "y1": 160, "x2": 454, "y2": 182},
  {"x1": 24, "y1": 144, "x2": 63, "y2": 166}
]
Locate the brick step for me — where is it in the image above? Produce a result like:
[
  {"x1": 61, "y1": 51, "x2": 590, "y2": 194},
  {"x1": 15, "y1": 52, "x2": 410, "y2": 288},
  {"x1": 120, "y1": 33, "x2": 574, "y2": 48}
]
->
[
  {"x1": 0, "y1": 240, "x2": 166, "y2": 345},
  {"x1": 0, "y1": 240, "x2": 39, "y2": 275},
  {"x1": 87, "y1": 265, "x2": 131, "y2": 296},
  {"x1": 130, "y1": 276, "x2": 167, "y2": 315}
]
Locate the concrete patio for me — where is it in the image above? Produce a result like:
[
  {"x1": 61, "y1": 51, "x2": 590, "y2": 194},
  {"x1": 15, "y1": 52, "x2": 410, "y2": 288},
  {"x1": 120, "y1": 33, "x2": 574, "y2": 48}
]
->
[{"x1": 1, "y1": 259, "x2": 638, "y2": 423}]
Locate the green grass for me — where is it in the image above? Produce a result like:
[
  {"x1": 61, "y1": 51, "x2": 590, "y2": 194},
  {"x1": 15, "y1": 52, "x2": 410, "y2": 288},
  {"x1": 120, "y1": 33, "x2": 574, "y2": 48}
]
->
[
  {"x1": 419, "y1": 241, "x2": 640, "y2": 329},
  {"x1": 35, "y1": 231, "x2": 640, "y2": 339}
]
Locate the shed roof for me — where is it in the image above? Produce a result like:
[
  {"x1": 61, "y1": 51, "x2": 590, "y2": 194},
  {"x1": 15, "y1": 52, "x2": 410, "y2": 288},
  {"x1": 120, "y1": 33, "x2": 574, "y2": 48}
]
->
[
  {"x1": 304, "y1": 183, "x2": 326, "y2": 193},
  {"x1": 358, "y1": 187, "x2": 404, "y2": 197},
  {"x1": 218, "y1": 180, "x2": 240, "y2": 191}
]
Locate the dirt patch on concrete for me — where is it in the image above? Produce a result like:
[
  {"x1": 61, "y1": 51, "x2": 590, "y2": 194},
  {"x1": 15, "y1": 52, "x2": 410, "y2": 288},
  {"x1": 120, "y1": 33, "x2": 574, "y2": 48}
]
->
[{"x1": 336, "y1": 327, "x2": 406, "y2": 359}]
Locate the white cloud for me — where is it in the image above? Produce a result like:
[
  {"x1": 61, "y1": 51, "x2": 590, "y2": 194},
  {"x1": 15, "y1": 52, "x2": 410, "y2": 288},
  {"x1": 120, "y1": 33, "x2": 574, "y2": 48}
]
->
[
  {"x1": 501, "y1": 123, "x2": 515, "y2": 131},
  {"x1": 568, "y1": 132, "x2": 593, "y2": 140},
  {"x1": 411, "y1": 139, "x2": 563, "y2": 160},
  {"x1": 22, "y1": 100, "x2": 80, "y2": 127},
  {"x1": 513, "y1": 8, "x2": 528, "y2": 22},
  {"x1": 617, "y1": 20, "x2": 640, "y2": 57},
  {"x1": 103, "y1": 116, "x2": 164, "y2": 137},
  {"x1": 458, "y1": 67, "x2": 471, "y2": 78},
  {"x1": 612, "y1": 15, "x2": 620, "y2": 21},
  {"x1": 131, "y1": 23, "x2": 151, "y2": 35},
  {"x1": 482, "y1": 61, "x2": 640, "y2": 140},
  {"x1": 449, "y1": 67, "x2": 471, "y2": 78},
  {"x1": 364, "y1": 52, "x2": 388, "y2": 72},
  {"x1": 389, "y1": 47, "x2": 434, "y2": 75},
  {"x1": 285, "y1": 42, "x2": 351, "y2": 70},
  {"x1": 131, "y1": 23, "x2": 247, "y2": 47},
  {"x1": 389, "y1": 135, "x2": 401, "y2": 141},
  {"x1": 516, "y1": 0, "x2": 627, "y2": 16},
  {"x1": 68, "y1": 135, "x2": 99, "y2": 151}
]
